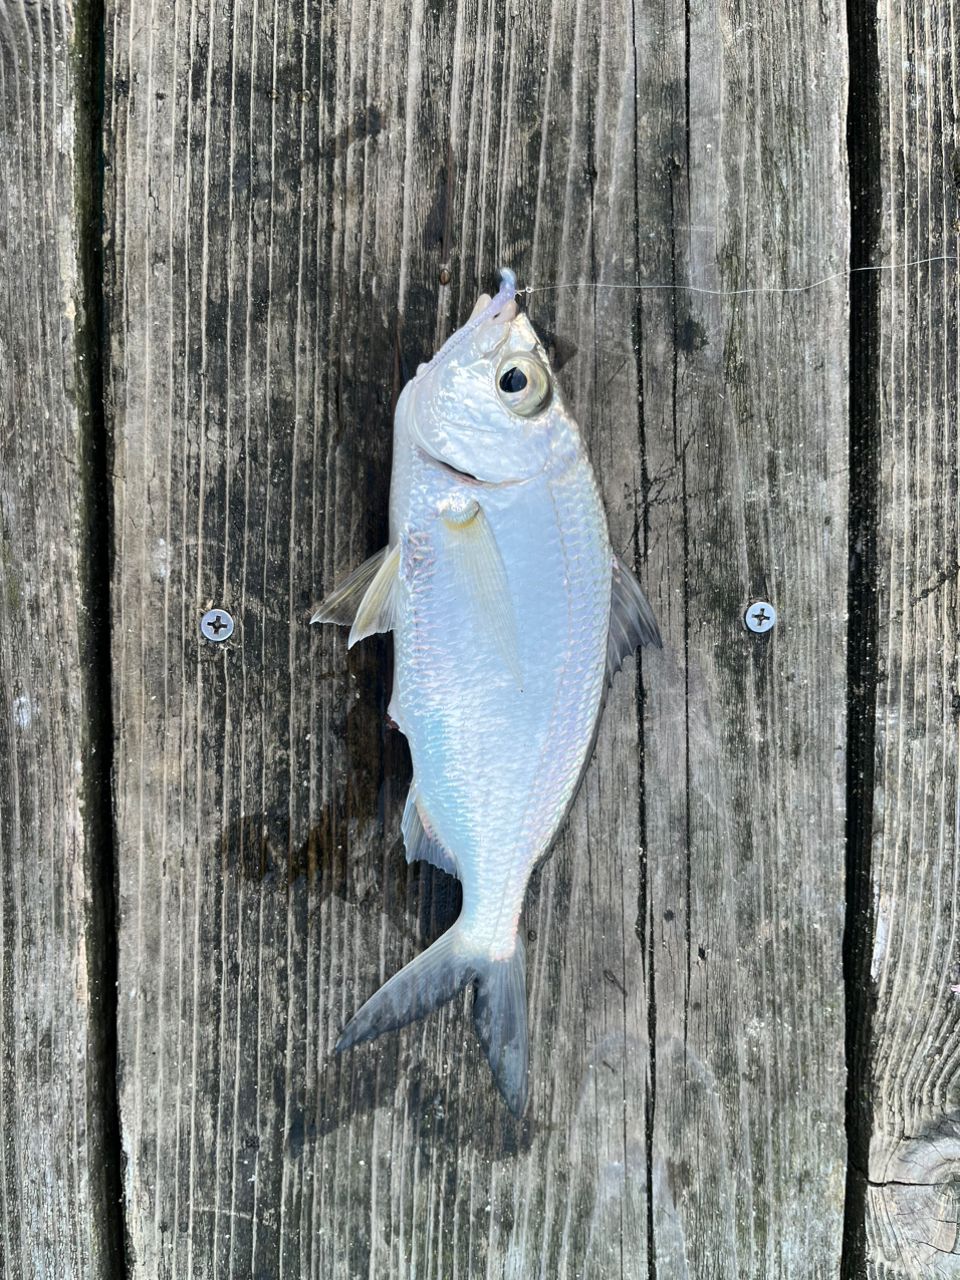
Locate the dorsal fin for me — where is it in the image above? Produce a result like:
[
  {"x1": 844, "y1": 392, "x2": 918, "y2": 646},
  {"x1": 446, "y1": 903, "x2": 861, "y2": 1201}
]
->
[
  {"x1": 606, "y1": 554, "x2": 662, "y2": 684},
  {"x1": 401, "y1": 788, "x2": 459, "y2": 879},
  {"x1": 310, "y1": 547, "x2": 389, "y2": 627}
]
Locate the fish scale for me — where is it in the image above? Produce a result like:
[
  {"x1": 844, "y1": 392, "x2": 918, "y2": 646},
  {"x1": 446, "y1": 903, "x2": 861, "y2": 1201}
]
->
[
  {"x1": 311, "y1": 269, "x2": 661, "y2": 1114},
  {"x1": 397, "y1": 443, "x2": 611, "y2": 952}
]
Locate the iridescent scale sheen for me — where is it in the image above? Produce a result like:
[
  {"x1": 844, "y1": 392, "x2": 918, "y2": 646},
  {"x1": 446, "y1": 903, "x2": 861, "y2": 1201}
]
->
[{"x1": 388, "y1": 298, "x2": 611, "y2": 961}]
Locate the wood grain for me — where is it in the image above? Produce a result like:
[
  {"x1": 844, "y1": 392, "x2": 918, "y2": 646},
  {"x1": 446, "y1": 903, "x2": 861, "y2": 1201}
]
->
[
  {"x1": 104, "y1": 0, "x2": 848, "y2": 1276},
  {"x1": 0, "y1": 1, "x2": 119, "y2": 1276},
  {"x1": 860, "y1": 0, "x2": 960, "y2": 1274},
  {"x1": 632, "y1": 0, "x2": 850, "y2": 1274}
]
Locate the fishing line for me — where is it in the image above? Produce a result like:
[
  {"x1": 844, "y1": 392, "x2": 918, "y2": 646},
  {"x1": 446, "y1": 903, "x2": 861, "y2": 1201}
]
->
[{"x1": 520, "y1": 253, "x2": 958, "y2": 300}]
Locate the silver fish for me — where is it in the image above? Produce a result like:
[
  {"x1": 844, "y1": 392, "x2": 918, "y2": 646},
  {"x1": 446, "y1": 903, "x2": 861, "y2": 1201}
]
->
[{"x1": 312, "y1": 269, "x2": 661, "y2": 1114}]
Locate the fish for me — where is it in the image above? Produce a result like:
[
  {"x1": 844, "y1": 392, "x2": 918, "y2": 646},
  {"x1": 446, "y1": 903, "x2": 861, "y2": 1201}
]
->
[{"x1": 311, "y1": 268, "x2": 661, "y2": 1115}]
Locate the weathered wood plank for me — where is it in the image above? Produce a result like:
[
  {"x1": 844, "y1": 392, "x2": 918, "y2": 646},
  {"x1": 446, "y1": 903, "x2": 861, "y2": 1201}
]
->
[
  {"x1": 106, "y1": 0, "x2": 848, "y2": 1276},
  {"x1": 860, "y1": 1, "x2": 960, "y2": 1274},
  {"x1": 0, "y1": 2, "x2": 119, "y2": 1276},
  {"x1": 632, "y1": 1, "x2": 850, "y2": 1274}
]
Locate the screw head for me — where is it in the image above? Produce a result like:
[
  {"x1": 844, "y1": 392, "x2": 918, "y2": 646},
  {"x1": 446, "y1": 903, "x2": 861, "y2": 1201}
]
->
[
  {"x1": 200, "y1": 608, "x2": 235, "y2": 642},
  {"x1": 744, "y1": 601, "x2": 777, "y2": 634}
]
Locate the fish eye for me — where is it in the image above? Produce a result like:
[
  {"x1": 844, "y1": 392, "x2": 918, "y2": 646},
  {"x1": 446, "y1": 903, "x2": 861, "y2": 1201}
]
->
[
  {"x1": 499, "y1": 367, "x2": 528, "y2": 393},
  {"x1": 495, "y1": 353, "x2": 552, "y2": 418}
]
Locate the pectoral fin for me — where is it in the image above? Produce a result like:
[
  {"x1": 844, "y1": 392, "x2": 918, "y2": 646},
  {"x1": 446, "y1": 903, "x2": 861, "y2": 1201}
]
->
[
  {"x1": 606, "y1": 554, "x2": 662, "y2": 684},
  {"x1": 310, "y1": 547, "x2": 389, "y2": 626},
  {"x1": 441, "y1": 500, "x2": 521, "y2": 685}
]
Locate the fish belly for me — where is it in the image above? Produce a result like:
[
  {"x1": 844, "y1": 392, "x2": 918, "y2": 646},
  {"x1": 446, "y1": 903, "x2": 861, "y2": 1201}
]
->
[{"x1": 394, "y1": 455, "x2": 611, "y2": 958}]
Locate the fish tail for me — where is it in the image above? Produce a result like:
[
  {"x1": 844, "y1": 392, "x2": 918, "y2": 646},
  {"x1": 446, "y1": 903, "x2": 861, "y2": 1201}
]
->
[
  {"x1": 472, "y1": 936, "x2": 529, "y2": 1117},
  {"x1": 335, "y1": 927, "x2": 530, "y2": 1116},
  {"x1": 335, "y1": 926, "x2": 476, "y2": 1054}
]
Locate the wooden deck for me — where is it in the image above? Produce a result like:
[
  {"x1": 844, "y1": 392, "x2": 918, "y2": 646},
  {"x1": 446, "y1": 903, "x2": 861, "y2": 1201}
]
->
[{"x1": 0, "y1": 0, "x2": 957, "y2": 1275}]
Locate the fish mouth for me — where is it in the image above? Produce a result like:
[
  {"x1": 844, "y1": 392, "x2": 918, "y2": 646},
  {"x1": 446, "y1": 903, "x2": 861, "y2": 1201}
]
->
[
  {"x1": 402, "y1": 268, "x2": 546, "y2": 488},
  {"x1": 413, "y1": 267, "x2": 518, "y2": 384}
]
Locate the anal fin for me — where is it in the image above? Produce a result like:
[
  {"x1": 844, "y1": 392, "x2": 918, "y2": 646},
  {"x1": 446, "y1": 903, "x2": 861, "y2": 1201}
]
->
[{"x1": 401, "y1": 789, "x2": 459, "y2": 878}]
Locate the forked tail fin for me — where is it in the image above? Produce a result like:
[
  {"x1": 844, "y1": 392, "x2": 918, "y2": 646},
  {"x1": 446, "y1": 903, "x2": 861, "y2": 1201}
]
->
[
  {"x1": 335, "y1": 928, "x2": 477, "y2": 1051},
  {"x1": 472, "y1": 937, "x2": 528, "y2": 1116},
  {"x1": 335, "y1": 924, "x2": 530, "y2": 1116}
]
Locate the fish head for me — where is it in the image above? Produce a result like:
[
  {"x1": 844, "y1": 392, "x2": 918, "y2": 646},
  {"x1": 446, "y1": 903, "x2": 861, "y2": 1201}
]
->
[{"x1": 398, "y1": 271, "x2": 572, "y2": 485}]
